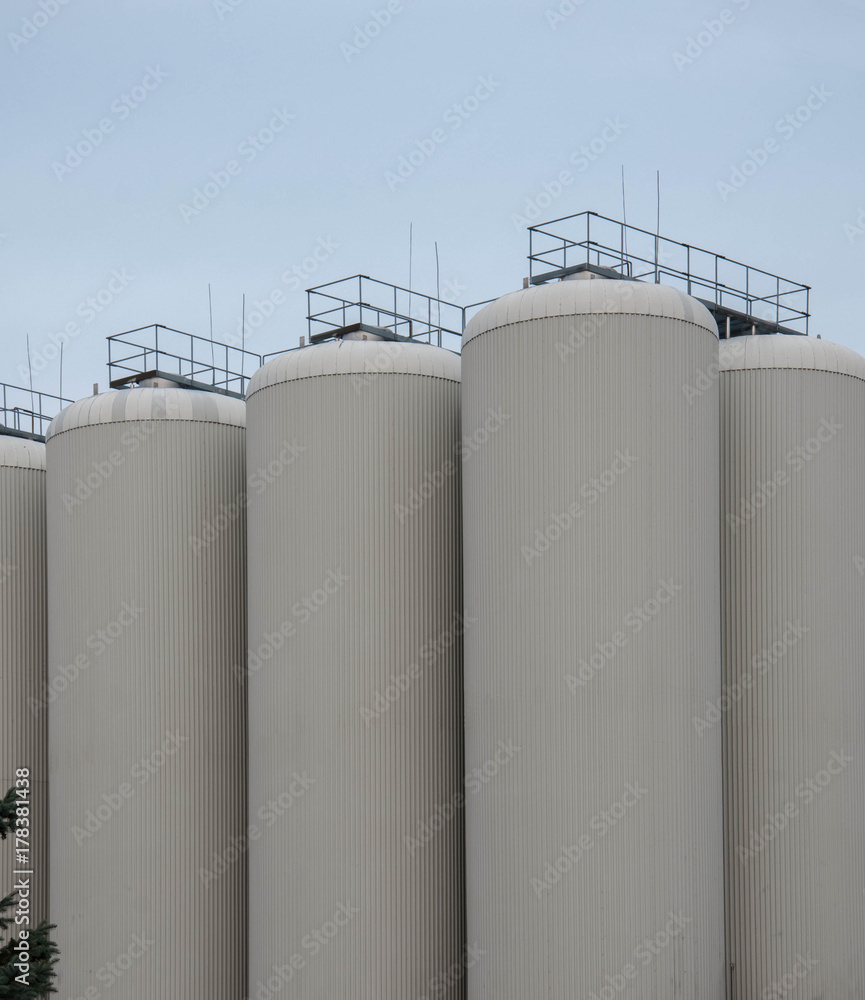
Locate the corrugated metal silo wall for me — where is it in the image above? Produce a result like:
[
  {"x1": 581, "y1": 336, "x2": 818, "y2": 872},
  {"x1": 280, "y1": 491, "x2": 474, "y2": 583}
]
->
[
  {"x1": 46, "y1": 389, "x2": 247, "y2": 998},
  {"x1": 719, "y1": 336, "x2": 865, "y2": 999},
  {"x1": 246, "y1": 341, "x2": 465, "y2": 999},
  {"x1": 0, "y1": 438, "x2": 48, "y2": 926},
  {"x1": 461, "y1": 279, "x2": 726, "y2": 998}
]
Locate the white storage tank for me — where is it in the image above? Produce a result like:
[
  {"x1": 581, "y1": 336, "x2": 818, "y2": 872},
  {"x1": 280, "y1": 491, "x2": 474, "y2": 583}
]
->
[
  {"x1": 719, "y1": 334, "x2": 865, "y2": 998},
  {"x1": 246, "y1": 338, "x2": 465, "y2": 999},
  {"x1": 461, "y1": 276, "x2": 725, "y2": 998},
  {"x1": 0, "y1": 435, "x2": 48, "y2": 926},
  {"x1": 46, "y1": 388, "x2": 247, "y2": 998}
]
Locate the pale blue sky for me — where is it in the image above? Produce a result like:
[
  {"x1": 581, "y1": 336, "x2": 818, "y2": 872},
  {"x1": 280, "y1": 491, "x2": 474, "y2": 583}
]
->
[{"x1": 2, "y1": 0, "x2": 864, "y2": 404}]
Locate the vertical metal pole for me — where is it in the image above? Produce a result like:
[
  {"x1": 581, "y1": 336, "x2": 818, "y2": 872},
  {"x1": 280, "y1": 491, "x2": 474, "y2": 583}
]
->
[
  {"x1": 687, "y1": 246, "x2": 692, "y2": 296},
  {"x1": 26, "y1": 335, "x2": 35, "y2": 436},
  {"x1": 208, "y1": 283, "x2": 215, "y2": 376},
  {"x1": 653, "y1": 174, "x2": 660, "y2": 282},
  {"x1": 435, "y1": 241, "x2": 441, "y2": 346}
]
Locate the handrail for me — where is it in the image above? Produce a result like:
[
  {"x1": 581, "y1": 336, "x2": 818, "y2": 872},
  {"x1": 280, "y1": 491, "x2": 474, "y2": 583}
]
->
[
  {"x1": 0, "y1": 382, "x2": 73, "y2": 439},
  {"x1": 527, "y1": 211, "x2": 810, "y2": 334},
  {"x1": 107, "y1": 324, "x2": 263, "y2": 397}
]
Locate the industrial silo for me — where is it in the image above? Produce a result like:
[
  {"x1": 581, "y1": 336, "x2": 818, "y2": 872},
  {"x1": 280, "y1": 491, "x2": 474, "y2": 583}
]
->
[
  {"x1": 461, "y1": 276, "x2": 725, "y2": 997},
  {"x1": 47, "y1": 387, "x2": 247, "y2": 998},
  {"x1": 0, "y1": 434, "x2": 48, "y2": 926},
  {"x1": 246, "y1": 337, "x2": 464, "y2": 999},
  {"x1": 719, "y1": 335, "x2": 865, "y2": 998}
]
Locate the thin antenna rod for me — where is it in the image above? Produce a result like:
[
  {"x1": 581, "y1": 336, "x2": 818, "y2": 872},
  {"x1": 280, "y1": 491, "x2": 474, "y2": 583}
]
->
[
  {"x1": 408, "y1": 222, "x2": 414, "y2": 329},
  {"x1": 208, "y1": 283, "x2": 215, "y2": 374},
  {"x1": 621, "y1": 166, "x2": 629, "y2": 265},
  {"x1": 59, "y1": 342, "x2": 63, "y2": 404},
  {"x1": 655, "y1": 169, "x2": 661, "y2": 283},
  {"x1": 26, "y1": 335, "x2": 35, "y2": 436},
  {"x1": 241, "y1": 294, "x2": 246, "y2": 383},
  {"x1": 434, "y1": 241, "x2": 441, "y2": 342}
]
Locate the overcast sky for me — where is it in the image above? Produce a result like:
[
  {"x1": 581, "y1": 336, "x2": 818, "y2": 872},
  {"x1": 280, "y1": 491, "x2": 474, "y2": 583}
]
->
[{"x1": 2, "y1": 0, "x2": 864, "y2": 407}]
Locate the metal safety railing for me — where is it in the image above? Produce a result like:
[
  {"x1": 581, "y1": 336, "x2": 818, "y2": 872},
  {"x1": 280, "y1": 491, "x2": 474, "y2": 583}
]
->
[
  {"x1": 107, "y1": 325, "x2": 263, "y2": 397},
  {"x1": 528, "y1": 211, "x2": 811, "y2": 336},
  {"x1": 296, "y1": 275, "x2": 495, "y2": 356},
  {"x1": 0, "y1": 382, "x2": 73, "y2": 441}
]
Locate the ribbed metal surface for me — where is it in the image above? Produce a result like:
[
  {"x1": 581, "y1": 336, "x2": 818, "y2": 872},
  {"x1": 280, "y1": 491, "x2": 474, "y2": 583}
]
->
[
  {"x1": 462, "y1": 279, "x2": 725, "y2": 998},
  {"x1": 720, "y1": 335, "x2": 865, "y2": 999},
  {"x1": 0, "y1": 437, "x2": 48, "y2": 926},
  {"x1": 46, "y1": 388, "x2": 247, "y2": 998},
  {"x1": 246, "y1": 340, "x2": 465, "y2": 999}
]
